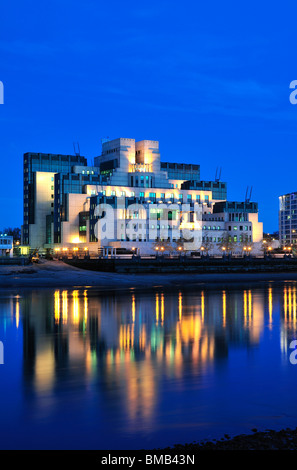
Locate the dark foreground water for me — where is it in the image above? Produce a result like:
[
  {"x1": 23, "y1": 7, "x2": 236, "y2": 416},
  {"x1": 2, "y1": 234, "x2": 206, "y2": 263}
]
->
[{"x1": 0, "y1": 282, "x2": 297, "y2": 449}]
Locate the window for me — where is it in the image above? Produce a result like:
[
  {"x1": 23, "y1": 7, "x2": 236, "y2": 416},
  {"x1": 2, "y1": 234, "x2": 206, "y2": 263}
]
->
[
  {"x1": 111, "y1": 190, "x2": 116, "y2": 196},
  {"x1": 205, "y1": 195, "x2": 209, "y2": 202},
  {"x1": 140, "y1": 192, "x2": 144, "y2": 198}
]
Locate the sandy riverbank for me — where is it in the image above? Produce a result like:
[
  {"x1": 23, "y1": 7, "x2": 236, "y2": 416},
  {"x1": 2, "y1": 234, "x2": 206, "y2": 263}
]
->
[{"x1": 1, "y1": 259, "x2": 297, "y2": 290}]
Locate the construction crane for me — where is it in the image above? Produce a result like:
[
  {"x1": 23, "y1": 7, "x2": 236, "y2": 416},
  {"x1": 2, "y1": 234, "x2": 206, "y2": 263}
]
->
[{"x1": 245, "y1": 186, "x2": 253, "y2": 203}]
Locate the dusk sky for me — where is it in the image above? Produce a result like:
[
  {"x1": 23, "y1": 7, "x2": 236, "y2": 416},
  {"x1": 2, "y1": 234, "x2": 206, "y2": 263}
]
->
[{"x1": 1, "y1": 1, "x2": 297, "y2": 232}]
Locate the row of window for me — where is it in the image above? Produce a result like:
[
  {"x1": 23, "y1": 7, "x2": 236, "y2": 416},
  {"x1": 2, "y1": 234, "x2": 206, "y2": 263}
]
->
[
  {"x1": 90, "y1": 191, "x2": 210, "y2": 202},
  {"x1": 203, "y1": 235, "x2": 252, "y2": 243}
]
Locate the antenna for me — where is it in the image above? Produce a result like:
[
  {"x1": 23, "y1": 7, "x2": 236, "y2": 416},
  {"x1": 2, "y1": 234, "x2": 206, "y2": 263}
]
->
[
  {"x1": 73, "y1": 142, "x2": 80, "y2": 156},
  {"x1": 215, "y1": 166, "x2": 222, "y2": 182}
]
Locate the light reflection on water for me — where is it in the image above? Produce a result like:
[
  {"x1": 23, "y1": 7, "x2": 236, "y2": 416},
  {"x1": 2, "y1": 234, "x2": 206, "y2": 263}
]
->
[{"x1": 0, "y1": 283, "x2": 297, "y2": 449}]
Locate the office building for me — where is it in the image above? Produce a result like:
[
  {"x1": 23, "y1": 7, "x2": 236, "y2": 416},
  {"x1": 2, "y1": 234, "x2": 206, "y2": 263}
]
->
[
  {"x1": 279, "y1": 192, "x2": 297, "y2": 246},
  {"x1": 22, "y1": 138, "x2": 263, "y2": 255}
]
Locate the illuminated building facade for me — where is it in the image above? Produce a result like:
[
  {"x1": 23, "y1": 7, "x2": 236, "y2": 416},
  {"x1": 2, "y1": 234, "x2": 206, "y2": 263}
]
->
[
  {"x1": 279, "y1": 192, "x2": 297, "y2": 246},
  {"x1": 0, "y1": 234, "x2": 13, "y2": 257},
  {"x1": 22, "y1": 138, "x2": 263, "y2": 254}
]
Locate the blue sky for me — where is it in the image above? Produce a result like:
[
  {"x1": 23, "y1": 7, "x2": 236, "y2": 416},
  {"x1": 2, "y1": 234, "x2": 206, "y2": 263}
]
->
[{"x1": 0, "y1": 0, "x2": 297, "y2": 232}]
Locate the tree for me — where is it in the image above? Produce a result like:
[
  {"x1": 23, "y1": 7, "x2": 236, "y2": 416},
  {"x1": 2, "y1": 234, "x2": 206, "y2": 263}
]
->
[
  {"x1": 174, "y1": 238, "x2": 184, "y2": 254},
  {"x1": 2, "y1": 227, "x2": 21, "y2": 242},
  {"x1": 200, "y1": 231, "x2": 214, "y2": 255},
  {"x1": 262, "y1": 233, "x2": 275, "y2": 254},
  {"x1": 240, "y1": 234, "x2": 254, "y2": 256},
  {"x1": 218, "y1": 232, "x2": 236, "y2": 255},
  {"x1": 153, "y1": 240, "x2": 174, "y2": 255}
]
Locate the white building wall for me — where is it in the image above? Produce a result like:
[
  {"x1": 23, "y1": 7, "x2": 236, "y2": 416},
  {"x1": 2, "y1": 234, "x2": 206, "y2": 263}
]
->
[{"x1": 29, "y1": 171, "x2": 55, "y2": 249}]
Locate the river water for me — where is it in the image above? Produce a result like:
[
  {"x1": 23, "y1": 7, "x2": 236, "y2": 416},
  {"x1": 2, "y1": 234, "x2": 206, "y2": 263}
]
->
[{"x1": 0, "y1": 283, "x2": 297, "y2": 449}]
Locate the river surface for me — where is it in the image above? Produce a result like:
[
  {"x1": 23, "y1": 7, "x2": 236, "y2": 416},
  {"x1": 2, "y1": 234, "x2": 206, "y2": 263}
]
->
[{"x1": 0, "y1": 282, "x2": 297, "y2": 449}]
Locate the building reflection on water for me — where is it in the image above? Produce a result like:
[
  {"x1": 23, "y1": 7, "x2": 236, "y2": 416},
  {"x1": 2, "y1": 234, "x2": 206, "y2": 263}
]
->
[
  {"x1": 3, "y1": 283, "x2": 297, "y2": 427},
  {"x1": 280, "y1": 285, "x2": 297, "y2": 357}
]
